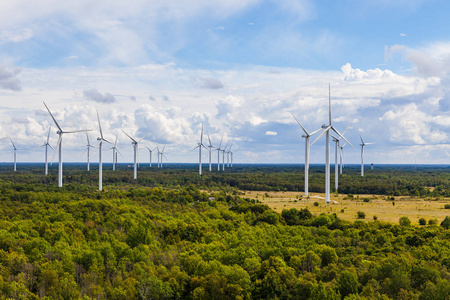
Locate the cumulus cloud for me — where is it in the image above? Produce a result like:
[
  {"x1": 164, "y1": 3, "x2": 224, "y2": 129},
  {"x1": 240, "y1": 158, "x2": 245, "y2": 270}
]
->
[
  {"x1": 216, "y1": 95, "x2": 242, "y2": 118},
  {"x1": 83, "y1": 89, "x2": 116, "y2": 103},
  {"x1": 265, "y1": 131, "x2": 277, "y2": 136},
  {"x1": 342, "y1": 63, "x2": 396, "y2": 81},
  {"x1": 0, "y1": 65, "x2": 22, "y2": 91}
]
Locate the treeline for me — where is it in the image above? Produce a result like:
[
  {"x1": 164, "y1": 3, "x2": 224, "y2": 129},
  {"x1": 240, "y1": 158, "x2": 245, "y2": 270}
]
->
[
  {"x1": 2, "y1": 164, "x2": 450, "y2": 197},
  {"x1": 0, "y1": 179, "x2": 449, "y2": 299}
]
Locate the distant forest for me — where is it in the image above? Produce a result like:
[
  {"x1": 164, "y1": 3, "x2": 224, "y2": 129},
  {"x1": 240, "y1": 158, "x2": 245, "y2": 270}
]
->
[{"x1": 2, "y1": 163, "x2": 450, "y2": 197}]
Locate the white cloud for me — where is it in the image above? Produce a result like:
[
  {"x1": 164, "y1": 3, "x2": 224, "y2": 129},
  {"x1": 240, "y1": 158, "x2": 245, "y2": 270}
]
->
[
  {"x1": 0, "y1": 64, "x2": 22, "y2": 91},
  {"x1": 83, "y1": 88, "x2": 116, "y2": 103},
  {"x1": 265, "y1": 131, "x2": 277, "y2": 136}
]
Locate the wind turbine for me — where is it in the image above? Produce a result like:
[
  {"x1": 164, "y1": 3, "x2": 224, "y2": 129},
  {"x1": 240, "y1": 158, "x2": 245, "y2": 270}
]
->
[
  {"x1": 110, "y1": 133, "x2": 120, "y2": 171},
  {"x1": 360, "y1": 135, "x2": 374, "y2": 176},
  {"x1": 97, "y1": 111, "x2": 112, "y2": 191},
  {"x1": 291, "y1": 113, "x2": 322, "y2": 196},
  {"x1": 207, "y1": 132, "x2": 214, "y2": 171},
  {"x1": 121, "y1": 130, "x2": 149, "y2": 179},
  {"x1": 43, "y1": 102, "x2": 91, "y2": 187},
  {"x1": 9, "y1": 138, "x2": 19, "y2": 171},
  {"x1": 159, "y1": 146, "x2": 167, "y2": 168},
  {"x1": 216, "y1": 136, "x2": 223, "y2": 171},
  {"x1": 339, "y1": 143, "x2": 347, "y2": 174},
  {"x1": 81, "y1": 132, "x2": 95, "y2": 171},
  {"x1": 221, "y1": 141, "x2": 229, "y2": 171},
  {"x1": 331, "y1": 124, "x2": 352, "y2": 192},
  {"x1": 192, "y1": 124, "x2": 209, "y2": 175},
  {"x1": 145, "y1": 146, "x2": 155, "y2": 167},
  {"x1": 229, "y1": 147, "x2": 238, "y2": 168},
  {"x1": 311, "y1": 84, "x2": 354, "y2": 203},
  {"x1": 41, "y1": 126, "x2": 54, "y2": 176}
]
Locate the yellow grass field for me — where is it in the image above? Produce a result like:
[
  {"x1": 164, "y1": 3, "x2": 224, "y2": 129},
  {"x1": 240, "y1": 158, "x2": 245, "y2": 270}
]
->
[{"x1": 242, "y1": 191, "x2": 450, "y2": 225}]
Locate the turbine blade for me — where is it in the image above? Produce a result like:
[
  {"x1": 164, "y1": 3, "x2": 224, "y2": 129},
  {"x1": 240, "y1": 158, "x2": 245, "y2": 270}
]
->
[
  {"x1": 360, "y1": 135, "x2": 364, "y2": 145},
  {"x1": 328, "y1": 83, "x2": 332, "y2": 125},
  {"x1": 121, "y1": 130, "x2": 137, "y2": 143},
  {"x1": 291, "y1": 113, "x2": 309, "y2": 135},
  {"x1": 332, "y1": 126, "x2": 355, "y2": 149},
  {"x1": 47, "y1": 125, "x2": 52, "y2": 143},
  {"x1": 97, "y1": 110, "x2": 103, "y2": 139},
  {"x1": 86, "y1": 132, "x2": 90, "y2": 145},
  {"x1": 310, "y1": 126, "x2": 329, "y2": 146},
  {"x1": 51, "y1": 135, "x2": 62, "y2": 164},
  {"x1": 219, "y1": 135, "x2": 223, "y2": 148},
  {"x1": 137, "y1": 131, "x2": 150, "y2": 143},
  {"x1": 43, "y1": 102, "x2": 63, "y2": 132},
  {"x1": 207, "y1": 132, "x2": 212, "y2": 146},
  {"x1": 114, "y1": 132, "x2": 119, "y2": 146},
  {"x1": 310, "y1": 128, "x2": 322, "y2": 136},
  {"x1": 81, "y1": 147, "x2": 88, "y2": 157},
  {"x1": 340, "y1": 123, "x2": 352, "y2": 137},
  {"x1": 64, "y1": 129, "x2": 92, "y2": 134}
]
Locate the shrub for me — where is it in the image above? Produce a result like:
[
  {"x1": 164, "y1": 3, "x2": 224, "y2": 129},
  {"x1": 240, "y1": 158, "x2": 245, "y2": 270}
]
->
[
  {"x1": 428, "y1": 219, "x2": 438, "y2": 225},
  {"x1": 419, "y1": 218, "x2": 427, "y2": 225},
  {"x1": 373, "y1": 216, "x2": 378, "y2": 221},
  {"x1": 340, "y1": 209, "x2": 345, "y2": 213},
  {"x1": 440, "y1": 216, "x2": 450, "y2": 229},
  {"x1": 444, "y1": 204, "x2": 450, "y2": 209},
  {"x1": 314, "y1": 202, "x2": 319, "y2": 207},
  {"x1": 363, "y1": 198, "x2": 370, "y2": 203},
  {"x1": 357, "y1": 211, "x2": 365, "y2": 219},
  {"x1": 399, "y1": 216, "x2": 411, "y2": 227}
]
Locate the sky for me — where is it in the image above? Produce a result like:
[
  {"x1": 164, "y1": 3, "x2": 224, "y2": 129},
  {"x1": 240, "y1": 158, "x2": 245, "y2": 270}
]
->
[{"x1": 1, "y1": 0, "x2": 450, "y2": 165}]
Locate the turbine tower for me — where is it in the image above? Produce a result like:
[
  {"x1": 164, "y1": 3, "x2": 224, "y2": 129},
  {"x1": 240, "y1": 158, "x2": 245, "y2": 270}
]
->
[
  {"x1": 339, "y1": 143, "x2": 347, "y2": 174},
  {"x1": 43, "y1": 102, "x2": 91, "y2": 187},
  {"x1": 193, "y1": 124, "x2": 209, "y2": 175},
  {"x1": 97, "y1": 111, "x2": 111, "y2": 191},
  {"x1": 121, "y1": 130, "x2": 149, "y2": 179},
  {"x1": 291, "y1": 113, "x2": 321, "y2": 196},
  {"x1": 110, "y1": 133, "x2": 120, "y2": 171},
  {"x1": 159, "y1": 146, "x2": 167, "y2": 168},
  {"x1": 41, "y1": 126, "x2": 54, "y2": 176},
  {"x1": 81, "y1": 132, "x2": 95, "y2": 171},
  {"x1": 360, "y1": 135, "x2": 374, "y2": 176},
  {"x1": 311, "y1": 84, "x2": 354, "y2": 203},
  {"x1": 331, "y1": 124, "x2": 352, "y2": 192},
  {"x1": 10, "y1": 138, "x2": 19, "y2": 171}
]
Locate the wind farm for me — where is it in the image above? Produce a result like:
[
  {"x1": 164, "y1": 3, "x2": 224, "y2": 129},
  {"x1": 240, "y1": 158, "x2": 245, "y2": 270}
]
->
[{"x1": 1, "y1": 1, "x2": 450, "y2": 299}]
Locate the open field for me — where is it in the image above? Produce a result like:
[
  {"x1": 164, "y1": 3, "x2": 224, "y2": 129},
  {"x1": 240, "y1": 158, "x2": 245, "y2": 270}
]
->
[{"x1": 243, "y1": 190, "x2": 450, "y2": 224}]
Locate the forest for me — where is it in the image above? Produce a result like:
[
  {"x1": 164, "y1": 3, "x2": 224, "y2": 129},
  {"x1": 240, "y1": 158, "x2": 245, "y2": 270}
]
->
[{"x1": 0, "y1": 164, "x2": 449, "y2": 299}]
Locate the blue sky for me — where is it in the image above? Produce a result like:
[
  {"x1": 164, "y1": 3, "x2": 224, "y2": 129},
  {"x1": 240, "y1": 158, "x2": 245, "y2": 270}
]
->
[{"x1": 1, "y1": 0, "x2": 450, "y2": 164}]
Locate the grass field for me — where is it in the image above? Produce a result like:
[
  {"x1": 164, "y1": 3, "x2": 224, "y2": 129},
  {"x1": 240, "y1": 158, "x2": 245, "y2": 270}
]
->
[{"x1": 243, "y1": 190, "x2": 450, "y2": 225}]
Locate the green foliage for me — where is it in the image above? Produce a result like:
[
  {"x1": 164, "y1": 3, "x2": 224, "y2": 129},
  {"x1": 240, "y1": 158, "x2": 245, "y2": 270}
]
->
[
  {"x1": 314, "y1": 202, "x2": 319, "y2": 207},
  {"x1": 0, "y1": 165, "x2": 449, "y2": 299},
  {"x1": 440, "y1": 216, "x2": 450, "y2": 229},
  {"x1": 357, "y1": 211, "x2": 366, "y2": 219},
  {"x1": 399, "y1": 216, "x2": 412, "y2": 227},
  {"x1": 419, "y1": 218, "x2": 427, "y2": 225}
]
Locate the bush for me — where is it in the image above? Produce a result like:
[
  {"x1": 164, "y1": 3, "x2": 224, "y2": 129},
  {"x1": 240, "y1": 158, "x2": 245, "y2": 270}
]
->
[
  {"x1": 419, "y1": 218, "x2": 427, "y2": 225},
  {"x1": 314, "y1": 202, "x2": 319, "y2": 207},
  {"x1": 428, "y1": 219, "x2": 438, "y2": 226},
  {"x1": 373, "y1": 216, "x2": 377, "y2": 221},
  {"x1": 444, "y1": 204, "x2": 450, "y2": 209},
  {"x1": 440, "y1": 216, "x2": 450, "y2": 229},
  {"x1": 399, "y1": 216, "x2": 411, "y2": 227},
  {"x1": 357, "y1": 211, "x2": 365, "y2": 219},
  {"x1": 363, "y1": 198, "x2": 370, "y2": 203}
]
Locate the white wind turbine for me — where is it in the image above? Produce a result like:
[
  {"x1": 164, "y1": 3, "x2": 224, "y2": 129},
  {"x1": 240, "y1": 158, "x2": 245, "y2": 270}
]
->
[
  {"x1": 311, "y1": 84, "x2": 354, "y2": 203},
  {"x1": 81, "y1": 132, "x2": 95, "y2": 171},
  {"x1": 229, "y1": 146, "x2": 238, "y2": 168},
  {"x1": 145, "y1": 146, "x2": 155, "y2": 167},
  {"x1": 43, "y1": 102, "x2": 91, "y2": 187},
  {"x1": 97, "y1": 111, "x2": 112, "y2": 191},
  {"x1": 159, "y1": 146, "x2": 167, "y2": 168},
  {"x1": 121, "y1": 130, "x2": 149, "y2": 179},
  {"x1": 109, "y1": 133, "x2": 120, "y2": 171},
  {"x1": 339, "y1": 143, "x2": 347, "y2": 174},
  {"x1": 331, "y1": 124, "x2": 352, "y2": 192},
  {"x1": 221, "y1": 141, "x2": 229, "y2": 171},
  {"x1": 291, "y1": 113, "x2": 322, "y2": 196},
  {"x1": 216, "y1": 136, "x2": 223, "y2": 171},
  {"x1": 41, "y1": 126, "x2": 54, "y2": 176},
  {"x1": 192, "y1": 124, "x2": 209, "y2": 175},
  {"x1": 207, "y1": 133, "x2": 214, "y2": 171},
  {"x1": 9, "y1": 138, "x2": 19, "y2": 171},
  {"x1": 360, "y1": 135, "x2": 374, "y2": 176}
]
